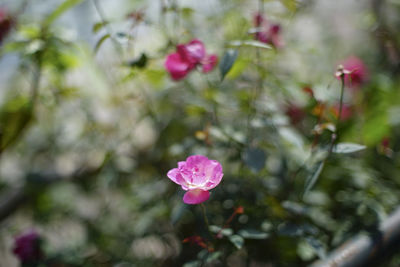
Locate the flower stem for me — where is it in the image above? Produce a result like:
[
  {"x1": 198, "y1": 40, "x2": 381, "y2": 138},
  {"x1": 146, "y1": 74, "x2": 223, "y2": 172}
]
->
[
  {"x1": 200, "y1": 203, "x2": 213, "y2": 239},
  {"x1": 337, "y1": 75, "x2": 345, "y2": 126}
]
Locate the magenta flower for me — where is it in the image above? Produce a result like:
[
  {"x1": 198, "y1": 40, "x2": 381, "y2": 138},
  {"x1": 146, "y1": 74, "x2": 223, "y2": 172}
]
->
[
  {"x1": 167, "y1": 155, "x2": 223, "y2": 204},
  {"x1": 202, "y1": 54, "x2": 218, "y2": 73},
  {"x1": 177, "y1": 39, "x2": 206, "y2": 66},
  {"x1": 253, "y1": 13, "x2": 283, "y2": 48},
  {"x1": 337, "y1": 56, "x2": 369, "y2": 88},
  {"x1": 165, "y1": 39, "x2": 218, "y2": 81},
  {"x1": 165, "y1": 53, "x2": 193, "y2": 80},
  {"x1": 12, "y1": 230, "x2": 43, "y2": 264},
  {"x1": 332, "y1": 103, "x2": 353, "y2": 121}
]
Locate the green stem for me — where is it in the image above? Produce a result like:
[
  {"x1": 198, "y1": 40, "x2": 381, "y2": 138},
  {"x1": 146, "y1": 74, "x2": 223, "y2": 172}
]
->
[
  {"x1": 200, "y1": 203, "x2": 213, "y2": 239},
  {"x1": 337, "y1": 75, "x2": 345, "y2": 126}
]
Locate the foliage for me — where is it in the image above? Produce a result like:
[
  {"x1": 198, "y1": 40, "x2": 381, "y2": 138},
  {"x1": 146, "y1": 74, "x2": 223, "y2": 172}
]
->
[{"x1": 0, "y1": 0, "x2": 400, "y2": 266}]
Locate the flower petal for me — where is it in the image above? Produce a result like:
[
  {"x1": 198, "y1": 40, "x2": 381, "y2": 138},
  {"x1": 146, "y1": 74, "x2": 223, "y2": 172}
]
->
[
  {"x1": 183, "y1": 189, "x2": 210, "y2": 204},
  {"x1": 165, "y1": 53, "x2": 192, "y2": 80},
  {"x1": 204, "y1": 160, "x2": 223, "y2": 190},
  {"x1": 167, "y1": 168, "x2": 180, "y2": 183},
  {"x1": 177, "y1": 39, "x2": 206, "y2": 65},
  {"x1": 340, "y1": 56, "x2": 369, "y2": 87},
  {"x1": 167, "y1": 168, "x2": 188, "y2": 189},
  {"x1": 178, "y1": 161, "x2": 186, "y2": 169},
  {"x1": 202, "y1": 54, "x2": 218, "y2": 73},
  {"x1": 185, "y1": 155, "x2": 209, "y2": 169}
]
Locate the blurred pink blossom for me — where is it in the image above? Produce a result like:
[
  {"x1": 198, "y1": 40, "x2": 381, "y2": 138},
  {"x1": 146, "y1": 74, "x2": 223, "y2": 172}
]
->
[
  {"x1": 202, "y1": 54, "x2": 218, "y2": 73},
  {"x1": 13, "y1": 230, "x2": 43, "y2": 264},
  {"x1": 285, "y1": 103, "x2": 306, "y2": 125},
  {"x1": 0, "y1": 7, "x2": 13, "y2": 44},
  {"x1": 337, "y1": 56, "x2": 369, "y2": 88},
  {"x1": 167, "y1": 155, "x2": 223, "y2": 204},
  {"x1": 332, "y1": 103, "x2": 353, "y2": 121},
  {"x1": 165, "y1": 53, "x2": 193, "y2": 80},
  {"x1": 177, "y1": 39, "x2": 206, "y2": 66},
  {"x1": 253, "y1": 13, "x2": 283, "y2": 48},
  {"x1": 165, "y1": 39, "x2": 218, "y2": 81}
]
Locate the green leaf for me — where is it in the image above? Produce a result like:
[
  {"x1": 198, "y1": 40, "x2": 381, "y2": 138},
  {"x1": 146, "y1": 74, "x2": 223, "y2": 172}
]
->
[
  {"x1": 205, "y1": 251, "x2": 222, "y2": 263},
  {"x1": 219, "y1": 49, "x2": 238, "y2": 81},
  {"x1": 303, "y1": 161, "x2": 324, "y2": 197},
  {"x1": 278, "y1": 223, "x2": 318, "y2": 237},
  {"x1": 0, "y1": 96, "x2": 33, "y2": 152},
  {"x1": 229, "y1": 235, "x2": 244, "y2": 249},
  {"x1": 143, "y1": 68, "x2": 166, "y2": 88},
  {"x1": 127, "y1": 53, "x2": 148, "y2": 69},
  {"x1": 209, "y1": 225, "x2": 233, "y2": 236},
  {"x1": 304, "y1": 237, "x2": 327, "y2": 260},
  {"x1": 238, "y1": 229, "x2": 269, "y2": 239},
  {"x1": 225, "y1": 57, "x2": 251, "y2": 79},
  {"x1": 362, "y1": 113, "x2": 390, "y2": 145},
  {"x1": 44, "y1": 0, "x2": 84, "y2": 27},
  {"x1": 92, "y1": 21, "x2": 109, "y2": 33},
  {"x1": 229, "y1": 40, "x2": 272, "y2": 50},
  {"x1": 278, "y1": 223, "x2": 303, "y2": 237},
  {"x1": 57, "y1": 87, "x2": 80, "y2": 98},
  {"x1": 183, "y1": 260, "x2": 201, "y2": 267},
  {"x1": 3, "y1": 41, "x2": 30, "y2": 54},
  {"x1": 94, "y1": 34, "x2": 111, "y2": 54},
  {"x1": 280, "y1": 0, "x2": 297, "y2": 12},
  {"x1": 282, "y1": 201, "x2": 309, "y2": 216},
  {"x1": 196, "y1": 250, "x2": 222, "y2": 264},
  {"x1": 242, "y1": 147, "x2": 267, "y2": 173},
  {"x1": 181, "y1": 7, "x2": 195, "y2": 19},
  {"x1": 333, "y1": 142, "x2": 366, "y2": 154}
]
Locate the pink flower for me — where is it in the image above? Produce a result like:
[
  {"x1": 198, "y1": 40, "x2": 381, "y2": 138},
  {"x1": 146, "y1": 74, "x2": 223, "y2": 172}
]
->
[
  {"x1": 0, "y1": 8, "x2": 13, "y2": 44},
  {"x1": 337, "y1": 56, "x2": 369, "y2": 88},
  {"x1": 165, "y1": 39, "x2": 218, "y2": 81},
  {"x1": 202, "y1": 54, "x2": 218, "y2": 73},
  {"x1": 12, "y1": 230, "x2": 43, "y2": 264},
  {"x1": 331, "y1": 103, "x2": 353, "y2": 121},
  {"x1": 253, "y1": 13, "x2": 283, "y2": 48},
  {"x1": 165, "y1": 53, "x2": 193, "y2": 80},
  {"x1": 167, "y1": 155, "x2": 223, "y2": 204},
  {"x1": 177, "y1": 39, "x2": 206, "y2": 66}
]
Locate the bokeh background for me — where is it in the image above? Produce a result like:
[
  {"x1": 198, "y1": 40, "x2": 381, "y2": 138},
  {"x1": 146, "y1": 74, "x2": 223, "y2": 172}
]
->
[{"x1": 0, "y1": 0, "x2": 400, "y2": 266}]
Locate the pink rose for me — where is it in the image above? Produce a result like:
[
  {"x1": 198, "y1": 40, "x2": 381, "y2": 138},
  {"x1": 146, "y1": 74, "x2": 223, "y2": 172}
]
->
[
  {"x1": 202, "y1": 54, "x2": 218, "y2": 73},
  {"x1": 165, "y1": 39, "x2": 218, "y2": 81},
  {"x1": 167, "y1": 155, "x2": 223, "y2": 204},
  {"x1": 253, "y1": 13, "x2": 283, "y2": 48},
  {"x1": 165, "y1": 53, "x2": 193, "y2": 80},
  {"x1": 177, "y1": 39, "x2": 206, "y2": 66},
  {"x1": 337, "y1": 56, "x2": 369, "y2": 88}
]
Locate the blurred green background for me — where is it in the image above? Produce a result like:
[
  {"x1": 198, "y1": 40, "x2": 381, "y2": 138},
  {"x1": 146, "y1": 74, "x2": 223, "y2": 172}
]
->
[{"x1": 1, "y1": 0, "x2": 400, "y2": 266}]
